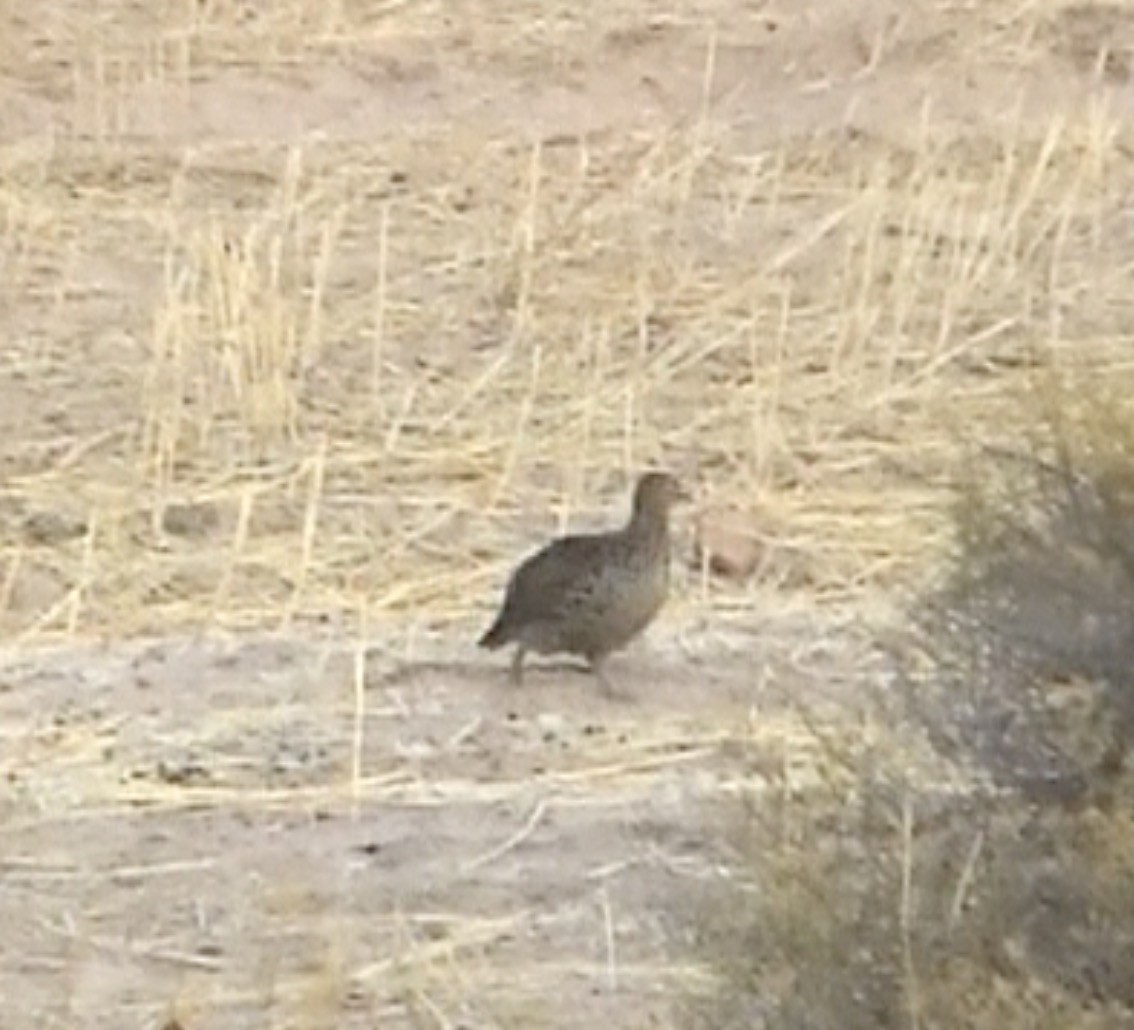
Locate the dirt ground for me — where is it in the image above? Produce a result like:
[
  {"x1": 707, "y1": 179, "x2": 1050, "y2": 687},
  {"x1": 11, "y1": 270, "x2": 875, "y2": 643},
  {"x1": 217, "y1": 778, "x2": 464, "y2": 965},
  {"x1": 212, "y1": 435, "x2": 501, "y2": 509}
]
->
[
  {"x1": 2, "y1": 616, "x2": 881, "y2": 1028},
  {"x1": 3, "y1": 0, "x2": 1134, "y2": 1026}
]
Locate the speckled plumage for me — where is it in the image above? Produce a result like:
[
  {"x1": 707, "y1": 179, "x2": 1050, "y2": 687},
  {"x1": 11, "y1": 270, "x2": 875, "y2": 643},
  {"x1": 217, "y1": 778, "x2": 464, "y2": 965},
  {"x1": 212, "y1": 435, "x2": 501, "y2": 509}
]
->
[{"x1": 479, "y1": 472, "x2": 684, "y2": 693}]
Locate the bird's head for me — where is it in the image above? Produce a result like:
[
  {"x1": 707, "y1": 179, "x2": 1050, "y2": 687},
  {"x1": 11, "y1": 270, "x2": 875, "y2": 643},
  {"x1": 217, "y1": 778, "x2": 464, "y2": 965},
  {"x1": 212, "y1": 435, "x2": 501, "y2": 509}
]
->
[{"x1": 632, "y1": 471, "x2": 688, "y2": 520}]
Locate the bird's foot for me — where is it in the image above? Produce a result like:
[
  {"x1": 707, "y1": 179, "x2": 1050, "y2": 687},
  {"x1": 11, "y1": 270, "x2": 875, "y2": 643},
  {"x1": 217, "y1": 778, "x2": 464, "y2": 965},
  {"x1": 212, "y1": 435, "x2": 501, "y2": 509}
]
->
[
  {"x1": 592, "y1": 662, "x2": 631, "y2": 702},
  {"x1": 509, "y1": 648, "x2": 526, "y2": 687}
]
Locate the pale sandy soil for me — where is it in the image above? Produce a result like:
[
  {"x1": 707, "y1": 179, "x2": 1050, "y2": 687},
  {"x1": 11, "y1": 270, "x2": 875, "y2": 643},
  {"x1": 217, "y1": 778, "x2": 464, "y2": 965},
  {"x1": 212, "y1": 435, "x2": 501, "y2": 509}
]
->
[{"x1": 1, "y1": 616, "x2": 882, "y2": 1027}]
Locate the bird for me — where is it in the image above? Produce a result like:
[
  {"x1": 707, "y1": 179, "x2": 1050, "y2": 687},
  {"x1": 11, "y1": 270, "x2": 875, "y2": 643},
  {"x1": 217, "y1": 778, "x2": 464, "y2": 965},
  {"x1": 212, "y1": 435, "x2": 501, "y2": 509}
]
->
[{"x1": 479, "y1": 471, "x2": 686, "y2": 694}]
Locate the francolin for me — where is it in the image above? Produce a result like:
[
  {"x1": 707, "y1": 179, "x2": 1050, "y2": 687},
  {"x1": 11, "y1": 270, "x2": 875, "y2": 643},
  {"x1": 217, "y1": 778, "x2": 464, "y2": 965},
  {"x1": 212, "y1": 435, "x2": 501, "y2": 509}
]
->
[{"x1": 479, "y1": 472, "x2": 685, "y2": 693}]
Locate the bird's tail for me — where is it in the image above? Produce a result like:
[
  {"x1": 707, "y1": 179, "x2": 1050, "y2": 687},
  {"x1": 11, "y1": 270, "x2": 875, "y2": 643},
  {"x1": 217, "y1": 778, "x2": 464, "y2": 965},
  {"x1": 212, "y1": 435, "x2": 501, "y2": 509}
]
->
[{"x1": 478, "y1": 613, "x2": 511, "y2": 650}]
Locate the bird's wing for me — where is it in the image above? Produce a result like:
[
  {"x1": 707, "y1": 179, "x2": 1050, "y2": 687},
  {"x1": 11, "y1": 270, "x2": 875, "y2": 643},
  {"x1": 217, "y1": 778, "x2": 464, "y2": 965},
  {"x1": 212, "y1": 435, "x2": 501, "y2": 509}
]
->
[{"x1": 503, "y1": 532, "x2": 615, "y2": 620}]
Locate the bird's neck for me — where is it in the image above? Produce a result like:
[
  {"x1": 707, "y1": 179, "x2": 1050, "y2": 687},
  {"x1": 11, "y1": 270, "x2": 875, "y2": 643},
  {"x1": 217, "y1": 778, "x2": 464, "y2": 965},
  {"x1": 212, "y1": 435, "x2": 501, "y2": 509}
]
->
[{"x1": 626, "y1": 509, "x2": 670, "y2": 554}]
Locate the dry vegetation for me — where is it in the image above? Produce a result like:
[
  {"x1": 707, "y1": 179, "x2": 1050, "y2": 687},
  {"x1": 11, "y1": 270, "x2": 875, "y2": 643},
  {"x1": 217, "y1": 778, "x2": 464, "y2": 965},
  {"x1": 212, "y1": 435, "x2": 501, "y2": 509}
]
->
[
  {"x1": 684, "y1": 403, "x2": 1134, "y2": 1029},
  {"x1": 3, "y1": 0, "x2": 1134, "y2": 1026}
]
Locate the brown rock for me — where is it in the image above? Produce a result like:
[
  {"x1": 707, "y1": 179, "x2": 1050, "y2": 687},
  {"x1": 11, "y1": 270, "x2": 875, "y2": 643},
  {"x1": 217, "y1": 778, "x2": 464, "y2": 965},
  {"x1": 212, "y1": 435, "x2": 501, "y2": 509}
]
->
[{"x1": 695, "y1": 509, "x2": 763, "y2": 580}]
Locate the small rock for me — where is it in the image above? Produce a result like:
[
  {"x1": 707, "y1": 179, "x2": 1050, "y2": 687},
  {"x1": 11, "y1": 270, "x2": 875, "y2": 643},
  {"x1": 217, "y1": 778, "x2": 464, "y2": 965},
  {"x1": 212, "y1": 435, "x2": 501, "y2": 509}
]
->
[
  {"x1": 22, "y1": 507, "x2": 88, "y2": 545},
  {"x1": 161, "y1": 501, "x2": 221, "y2": 539},
  {"x1": 155, "y1": 758, "x2": 211, "y2": 785},
  {"x1": 694, "y1": 509, "x2": 763, "y2": 580}
]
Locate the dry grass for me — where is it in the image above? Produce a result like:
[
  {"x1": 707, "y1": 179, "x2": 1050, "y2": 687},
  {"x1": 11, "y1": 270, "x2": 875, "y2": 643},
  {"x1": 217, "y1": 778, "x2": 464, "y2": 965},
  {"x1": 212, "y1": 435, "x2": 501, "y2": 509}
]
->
[
  {"x1": 5, "y1": 2, "x2": 1133, "y2": 643},
  {"x1": 684, "y1": 387, "x2": 1134, "y2": 1027},
  {"x1": 5, "y1": 0, "x2": 1134, "y2": 1026}
]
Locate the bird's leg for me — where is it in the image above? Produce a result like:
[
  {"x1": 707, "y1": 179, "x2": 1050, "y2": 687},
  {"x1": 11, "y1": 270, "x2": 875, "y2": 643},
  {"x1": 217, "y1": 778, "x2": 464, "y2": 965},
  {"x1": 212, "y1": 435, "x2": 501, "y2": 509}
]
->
[
  {"x1": 509, "y1": 646, "x2": 527, "y2": 686},
  {"x1": 590, "y1": 656, "x2": 617, "y2": 697}
]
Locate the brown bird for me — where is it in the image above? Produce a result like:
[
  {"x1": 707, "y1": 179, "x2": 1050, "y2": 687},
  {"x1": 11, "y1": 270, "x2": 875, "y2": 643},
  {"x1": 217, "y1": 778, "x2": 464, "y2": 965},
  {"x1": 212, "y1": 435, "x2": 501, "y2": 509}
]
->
[{"x1": 479, "y1": 472, "x2": 685, "y2": 693}]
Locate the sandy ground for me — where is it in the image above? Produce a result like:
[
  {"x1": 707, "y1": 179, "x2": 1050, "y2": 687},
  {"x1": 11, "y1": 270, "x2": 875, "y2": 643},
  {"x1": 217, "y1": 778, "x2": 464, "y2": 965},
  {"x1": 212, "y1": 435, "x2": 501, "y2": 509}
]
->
[
  {"x1": 1, "y1": 616, "x2": 881, "y2": 1027},
  {"x1": 3, "y1": 0, "x2": 1134, "y2": 1026}
]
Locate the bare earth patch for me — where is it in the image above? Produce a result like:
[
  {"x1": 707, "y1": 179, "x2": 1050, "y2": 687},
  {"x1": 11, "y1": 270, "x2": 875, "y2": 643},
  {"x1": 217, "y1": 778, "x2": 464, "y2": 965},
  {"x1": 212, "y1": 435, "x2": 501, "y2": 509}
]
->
[
  {"x1": 4, "y1": 0, "x2": 1134, "y2": 1025},
  {"x1": 0, "y1": 617, "x2": 878, "y2": 1026}
]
